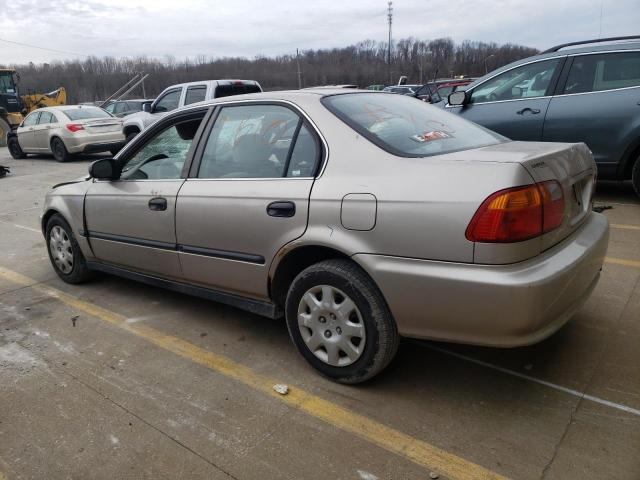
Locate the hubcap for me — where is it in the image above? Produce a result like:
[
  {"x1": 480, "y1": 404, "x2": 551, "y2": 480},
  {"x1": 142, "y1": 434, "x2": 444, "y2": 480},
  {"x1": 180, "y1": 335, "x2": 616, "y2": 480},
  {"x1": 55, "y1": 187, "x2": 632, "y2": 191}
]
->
[
  {"x1": 297, "y1": 285, "x2": 366, "y2": 367},
  {"x1": 49, "y1": 226, "x2": 73, "y2": 274}
]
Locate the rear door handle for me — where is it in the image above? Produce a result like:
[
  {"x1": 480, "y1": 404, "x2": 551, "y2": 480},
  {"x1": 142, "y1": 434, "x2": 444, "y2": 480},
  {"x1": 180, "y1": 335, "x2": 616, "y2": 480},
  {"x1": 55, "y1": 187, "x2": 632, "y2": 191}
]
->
[
  {"x1": 267, "y1": 201, "x2": 296, "y2": 217},
  {"x1": 148, "y1": 197, "x2": 167, "y2": 211},
  {"x1": 517, "y1": 107, "x2": 541, "y2": 115}
]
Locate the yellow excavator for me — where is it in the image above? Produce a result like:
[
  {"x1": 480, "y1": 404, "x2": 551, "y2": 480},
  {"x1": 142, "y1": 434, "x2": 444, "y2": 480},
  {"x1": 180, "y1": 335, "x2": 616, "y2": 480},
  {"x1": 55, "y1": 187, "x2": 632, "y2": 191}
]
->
[{"x1": 0, "y1": 68, "x2": 66, "y2": 147}]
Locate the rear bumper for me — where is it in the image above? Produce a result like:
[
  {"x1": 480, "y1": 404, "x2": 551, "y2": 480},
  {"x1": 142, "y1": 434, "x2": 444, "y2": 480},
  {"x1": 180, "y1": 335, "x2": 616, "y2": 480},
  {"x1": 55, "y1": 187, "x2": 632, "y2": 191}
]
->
[
  {"x1": 354, "y1": 212, "x2": 609, "y2": 347},
  {"x1": 80, "y1": 141, "x2": 125, "y2": 154},
  {"x1": 64, "y1": 131, "x2": 125, "y2": 154}
]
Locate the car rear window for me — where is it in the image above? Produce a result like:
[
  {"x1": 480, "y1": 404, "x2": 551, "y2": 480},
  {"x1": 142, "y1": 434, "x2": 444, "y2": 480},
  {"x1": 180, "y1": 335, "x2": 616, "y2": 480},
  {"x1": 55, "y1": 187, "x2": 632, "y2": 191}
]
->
[
  {"x1": 62, "y1": 107, "x2": 112, "y2": 120},
  {"x1": 214, "y1": 84, "x2": 261, "y2": 98},
  {"x1": 322, "y1": 93, "x2": 506, "y2": 157}
]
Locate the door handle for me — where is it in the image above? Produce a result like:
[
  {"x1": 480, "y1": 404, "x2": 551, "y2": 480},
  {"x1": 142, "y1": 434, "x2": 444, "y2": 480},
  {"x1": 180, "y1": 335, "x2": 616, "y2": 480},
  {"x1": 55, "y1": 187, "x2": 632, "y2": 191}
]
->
[
  {"x1": 267, "y1": 201, "x2": 296, "y2": 217},
  {"x1": 148, "y1": 197, "x2": 167, "y2": 211},
  {"x1": 517, "y1": 107, "x2": 541, "y2": 115}
]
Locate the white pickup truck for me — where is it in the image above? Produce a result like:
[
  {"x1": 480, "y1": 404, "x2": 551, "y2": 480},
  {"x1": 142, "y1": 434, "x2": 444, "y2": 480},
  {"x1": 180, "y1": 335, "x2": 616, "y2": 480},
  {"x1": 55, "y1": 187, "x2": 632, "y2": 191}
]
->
[{"x1": 122, "y1": 79, "x2": 262, "y2": 143}]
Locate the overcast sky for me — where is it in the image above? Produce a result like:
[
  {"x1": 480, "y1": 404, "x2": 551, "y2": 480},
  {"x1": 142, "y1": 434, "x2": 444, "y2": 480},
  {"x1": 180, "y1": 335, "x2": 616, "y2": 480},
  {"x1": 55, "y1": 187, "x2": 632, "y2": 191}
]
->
[{"x1": 0, "y1": 0, "x2": 638, "y2": 65}]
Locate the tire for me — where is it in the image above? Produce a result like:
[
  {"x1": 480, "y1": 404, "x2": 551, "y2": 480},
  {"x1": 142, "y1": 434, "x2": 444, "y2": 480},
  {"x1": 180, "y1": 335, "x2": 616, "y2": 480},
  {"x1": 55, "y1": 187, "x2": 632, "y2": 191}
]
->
[
  {"x1": 7, "y1": 136, "x2": 26, "y2": 159},
  {"x1": 0, "y1": 117, "x2": 10, "y2": 148},
  {"x1": 51, "y1": 137, "x2": 71, "y2": 162},
  {"x1": 285, "y1": 259, "x2": 399, "y2": 384},
  {"x1": 632, "y1": 155, "x2": 640, "y2": 198},
  {"x1": 45, "y1": 214, "x2": 94, "y2": 284},
  {"x1": 125, "y1": 131, "x2": 139, "y2": 144}
]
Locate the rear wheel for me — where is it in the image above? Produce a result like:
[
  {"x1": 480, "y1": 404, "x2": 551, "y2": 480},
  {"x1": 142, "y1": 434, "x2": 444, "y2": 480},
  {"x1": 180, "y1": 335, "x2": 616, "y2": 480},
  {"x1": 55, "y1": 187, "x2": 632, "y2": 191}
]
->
[
  {"x1": 632, "y1": 156, "x2": 640, "y2": 198},
  {"x1": 51, "y1": 137, "x2": 71, "y2": 162},
  {"x1": 285, "y1": 259, "x2": 399, "y2": 383},
  {"x1": 7, "y1": 136, "x2": 26, "y2": 159},
  {"x1": 125, "y1": 130, "x2": 139, "y2": 144},
  {"x1": 45, "y1": 214, "x2": 93, "y2": 284}
]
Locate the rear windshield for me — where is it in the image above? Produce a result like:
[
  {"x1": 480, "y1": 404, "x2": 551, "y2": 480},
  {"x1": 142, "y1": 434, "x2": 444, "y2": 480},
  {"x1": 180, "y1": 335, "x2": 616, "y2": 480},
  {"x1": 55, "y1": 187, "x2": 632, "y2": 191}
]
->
[
  {"x1": 322, "y1": 93, "x2": 505, "y2": 157},
  {"x1": 62, "y1": 107, "x2": 112, "y2": 120},
  {"x1": 214, "y1": 84, "x2": 261, "y2": 98}
]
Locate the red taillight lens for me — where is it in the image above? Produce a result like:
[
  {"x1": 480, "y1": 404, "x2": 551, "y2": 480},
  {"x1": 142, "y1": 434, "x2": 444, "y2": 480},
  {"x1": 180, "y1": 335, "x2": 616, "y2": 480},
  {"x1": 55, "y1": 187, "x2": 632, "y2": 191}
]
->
[
  {"x1": 466, "y1": 181, "x2": 564, "y2": 243},
  {"x1": 66, "y1": 123, "x2": 84, "y2": 133}
]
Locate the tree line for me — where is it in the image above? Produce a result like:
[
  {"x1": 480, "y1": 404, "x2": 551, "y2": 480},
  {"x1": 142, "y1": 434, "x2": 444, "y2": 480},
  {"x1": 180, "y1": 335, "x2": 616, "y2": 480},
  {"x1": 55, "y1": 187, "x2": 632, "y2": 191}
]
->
[{"x1": 4, "y1": 38, "x2": 539, "y2": 103}]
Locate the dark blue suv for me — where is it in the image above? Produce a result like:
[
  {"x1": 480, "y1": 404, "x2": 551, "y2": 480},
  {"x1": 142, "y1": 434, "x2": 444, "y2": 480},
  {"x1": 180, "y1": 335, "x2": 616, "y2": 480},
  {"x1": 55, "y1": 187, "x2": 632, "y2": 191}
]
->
[{"x1": 445, "y1": 36, "x2": 640, "y2": 196}]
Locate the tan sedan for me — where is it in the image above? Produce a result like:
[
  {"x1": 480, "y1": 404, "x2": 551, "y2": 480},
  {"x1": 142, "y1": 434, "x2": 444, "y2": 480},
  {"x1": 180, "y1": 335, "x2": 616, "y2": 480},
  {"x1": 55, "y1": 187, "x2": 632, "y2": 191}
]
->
[
  {"x1": 8, "y1": 105, "x2": 125, "y2": 162},
  {"x1": 40, "y1": 91, "x2": 609, "y2": 383}
]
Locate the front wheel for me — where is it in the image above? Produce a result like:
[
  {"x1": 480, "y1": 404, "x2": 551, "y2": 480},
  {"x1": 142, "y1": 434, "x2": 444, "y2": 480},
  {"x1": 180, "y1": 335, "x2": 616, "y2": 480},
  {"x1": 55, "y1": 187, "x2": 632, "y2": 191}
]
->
[
  {"x1": 46, "y1": 214, "x2": 94, "y2": 284},
  {"x1": 51, "y1": 137, "x2": 71, "y2": 162},
  {"x1": 285, "y1": 259, "x2": 399, "y2": 384},
  {"x1": 632, "y1": 156, "x2": 640, "y2": 198},
  {"x1": 8, "y1": 136, "x2": 27, "y2": 159}
]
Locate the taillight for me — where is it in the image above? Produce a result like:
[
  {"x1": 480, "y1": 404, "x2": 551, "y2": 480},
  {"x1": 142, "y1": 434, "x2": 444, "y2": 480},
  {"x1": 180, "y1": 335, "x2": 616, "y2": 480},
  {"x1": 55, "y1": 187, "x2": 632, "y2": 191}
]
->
[
  {"x1": 66, "y1": 123, "x2": 84, "y2": 133},
  {"x1": 466, "y1": 181, "x2": 564, "y2": 243}
]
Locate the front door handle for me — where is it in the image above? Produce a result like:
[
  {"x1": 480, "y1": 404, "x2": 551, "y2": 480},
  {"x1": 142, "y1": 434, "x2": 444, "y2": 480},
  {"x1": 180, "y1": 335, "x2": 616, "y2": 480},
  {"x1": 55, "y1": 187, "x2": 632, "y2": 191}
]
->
[
  {"x1": 267, "y1": 201, "x2": 296, "y2": 217},
  {"x1": 517, "y1": 107, "x2": 541, "y2": 115},
  {"x1": 148, "y1": 197, "x2": 167, "y2": 211}
]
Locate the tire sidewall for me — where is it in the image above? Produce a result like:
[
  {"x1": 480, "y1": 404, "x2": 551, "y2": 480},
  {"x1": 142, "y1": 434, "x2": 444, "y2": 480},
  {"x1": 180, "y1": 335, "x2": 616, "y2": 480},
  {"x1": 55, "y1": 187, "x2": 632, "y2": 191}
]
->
[
  {"x1": 8, "y1": 137, "x2": 24, "y2": 159},
  {"x1": 632, "y1": 156, "x2": 640, "y2": 198},
  {"x1": 45, "y1": 215, "x2": 85, "y2": 281},
  {"x1": 285, "y1": 267, "x2": 382, "y2": 381}
]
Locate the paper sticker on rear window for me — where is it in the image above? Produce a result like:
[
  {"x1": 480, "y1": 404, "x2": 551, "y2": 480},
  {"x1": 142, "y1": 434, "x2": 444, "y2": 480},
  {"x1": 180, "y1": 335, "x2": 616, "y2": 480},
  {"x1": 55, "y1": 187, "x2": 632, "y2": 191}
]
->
[{"x1": 411, "y1": 131, "x2": 451, "y2": 143}]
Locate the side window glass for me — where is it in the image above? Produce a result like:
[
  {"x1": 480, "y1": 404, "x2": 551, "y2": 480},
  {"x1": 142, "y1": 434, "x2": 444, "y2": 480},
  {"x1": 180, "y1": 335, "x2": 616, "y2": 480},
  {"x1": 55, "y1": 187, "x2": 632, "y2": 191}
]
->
[
  {"x1": 23, "y1": 113, "x2": 39, "y2": 126},
  {"x1": 471, "y1": 59, "x2": 560, "y2": 104},
  {"x1": 104, "y1": 103, "x2": 115, "y2": 114},
  {"x1": 184, "y1": 86, "x2": 207, "y2": 105},
  {"x1": 287, "y1": 125, "x2": 319, "y2": 177},
  {"x1": 565, "y1": 52, "x2": 640, "y2": 94},
  {"x1": 198, "y1": 105, "x2": 299, "y2": 179},
  {"x1": 154, "y1": 89, "x2": 181, "y2": 113},
  {"x1": 119, "y1": 116, "x2": 204, "y2": 180},
  {"x1": 37, "y1": 112, "x2": 52, "y2": 124}
]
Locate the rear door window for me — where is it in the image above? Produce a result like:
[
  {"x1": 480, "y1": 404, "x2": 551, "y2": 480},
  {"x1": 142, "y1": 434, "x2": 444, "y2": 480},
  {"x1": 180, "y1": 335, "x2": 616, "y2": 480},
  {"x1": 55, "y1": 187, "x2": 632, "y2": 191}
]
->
[
  {"x1": 197, "y1": 104, "x2": 300, "y2": 178},
  {"x1": 563, "y1": 51, "x2": 640, "y2": 94},
  {"x1": 323, "y1": 92, "x2": 505, "y2": 157},
  {"x1": 37, "y1": 112, "x2": 53, "y2": 124},
  {"x1": 184, "y1": 86, "x2": 207, "y2": 105}
]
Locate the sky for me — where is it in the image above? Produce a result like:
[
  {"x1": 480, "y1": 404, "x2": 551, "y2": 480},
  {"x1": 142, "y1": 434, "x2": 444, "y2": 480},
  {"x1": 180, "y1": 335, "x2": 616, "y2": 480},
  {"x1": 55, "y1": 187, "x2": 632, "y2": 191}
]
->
[{"x1": 0, "y1": 0, "x2": 638, "y2": 65}]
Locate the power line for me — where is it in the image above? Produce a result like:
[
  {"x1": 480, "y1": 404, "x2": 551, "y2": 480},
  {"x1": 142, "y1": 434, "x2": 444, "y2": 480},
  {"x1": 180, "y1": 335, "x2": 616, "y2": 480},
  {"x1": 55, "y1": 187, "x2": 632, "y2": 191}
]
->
[{"x1": 0, "y1": 37, "x2": 88, "y2": 58}]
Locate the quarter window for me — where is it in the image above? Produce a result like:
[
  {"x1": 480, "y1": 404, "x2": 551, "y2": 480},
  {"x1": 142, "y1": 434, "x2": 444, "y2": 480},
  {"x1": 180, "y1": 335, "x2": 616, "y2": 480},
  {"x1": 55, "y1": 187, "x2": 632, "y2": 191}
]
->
[
  {"x1": 287, "y1": 125, "x2": 319, "y2": 177},
  {"x1": 184, "y1": 86, "x2": 207, "y2": 105},
  {"x1": 564, "y1": 52, "x2": 640, "y2": 94},
  {"x1": 198, "y1": 105, "x2": 302, "y2": 179},
  {"x1": 119, "y1": 115, "x2": 204, "y2": 180},
  {"x1": 470, "y1": 59, "x2": 561, "y2": 103}
]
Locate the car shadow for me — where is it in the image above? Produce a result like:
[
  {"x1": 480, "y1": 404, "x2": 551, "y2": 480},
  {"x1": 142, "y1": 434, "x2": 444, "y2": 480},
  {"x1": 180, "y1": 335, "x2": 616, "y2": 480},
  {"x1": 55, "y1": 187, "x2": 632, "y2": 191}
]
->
[{"x1": 24, "y1": 152, "x2": 112, "y2": 163}]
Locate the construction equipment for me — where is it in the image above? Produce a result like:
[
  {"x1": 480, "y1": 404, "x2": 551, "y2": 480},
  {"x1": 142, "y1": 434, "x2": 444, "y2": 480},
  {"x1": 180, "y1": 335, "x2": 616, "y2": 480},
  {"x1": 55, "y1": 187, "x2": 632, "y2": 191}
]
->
[{"x1": 0, "y1": 68, "x2": 66, "y2": 147}]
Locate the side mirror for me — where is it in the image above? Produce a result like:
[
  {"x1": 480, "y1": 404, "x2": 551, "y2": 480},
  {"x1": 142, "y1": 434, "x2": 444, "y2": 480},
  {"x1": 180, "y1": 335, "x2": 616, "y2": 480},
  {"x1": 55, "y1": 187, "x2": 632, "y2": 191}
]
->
[
  {"x1": 448, "y1": 91, "x2": 468, "y2": 106},
  {"x1": 143, "y1": 103, "x2": 152, "y2": 113},
  {"x1": 88, "y1": 158, "x2": 119, "y2": 181}
]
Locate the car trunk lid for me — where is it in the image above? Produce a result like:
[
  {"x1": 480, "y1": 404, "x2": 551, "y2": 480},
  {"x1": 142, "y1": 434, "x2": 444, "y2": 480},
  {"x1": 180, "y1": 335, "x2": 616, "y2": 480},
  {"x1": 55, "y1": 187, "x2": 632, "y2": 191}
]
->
[{"x1": 82, "y1": 118, "x2": 122, "y2": 133}]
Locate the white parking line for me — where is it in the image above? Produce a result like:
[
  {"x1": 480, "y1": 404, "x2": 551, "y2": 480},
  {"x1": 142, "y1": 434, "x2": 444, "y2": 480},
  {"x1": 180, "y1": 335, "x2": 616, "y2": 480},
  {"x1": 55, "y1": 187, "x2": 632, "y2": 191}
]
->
[
  {"x1": 420, "y1": 343, "x2": 640, "y2": 417},
  {"x1": 0, "y1": 220, "x2": 40, "y2": 233}
]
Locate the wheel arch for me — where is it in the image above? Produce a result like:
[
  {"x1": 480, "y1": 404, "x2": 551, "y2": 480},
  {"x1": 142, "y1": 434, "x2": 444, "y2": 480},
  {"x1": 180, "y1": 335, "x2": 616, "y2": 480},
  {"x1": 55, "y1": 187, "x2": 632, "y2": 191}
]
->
[
  {"x1": 619, "y1": 137, "x2": 640, "y2": 180},
  {"x1": 123, "y1": 124, "x2": 141, "y2": 136},
  {"x1": 269, "y1": 244, "x2": 377, "y2": 311}
]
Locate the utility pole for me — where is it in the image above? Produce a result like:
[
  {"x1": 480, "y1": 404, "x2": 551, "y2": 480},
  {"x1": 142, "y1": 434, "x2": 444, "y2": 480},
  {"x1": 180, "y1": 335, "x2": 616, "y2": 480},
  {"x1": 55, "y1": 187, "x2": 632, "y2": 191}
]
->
[
  {"x1": 387, "y1": 1, "x2": 393, "y2": 84},
  {"x1": 296, "y1": 48, "x2": 302, "y2": 89}
]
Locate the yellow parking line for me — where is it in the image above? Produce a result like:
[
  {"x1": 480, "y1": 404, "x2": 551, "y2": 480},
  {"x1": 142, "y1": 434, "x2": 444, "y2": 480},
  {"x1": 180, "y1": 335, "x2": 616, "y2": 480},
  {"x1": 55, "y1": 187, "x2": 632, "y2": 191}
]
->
[
  {"x1": 611, "y1": 223, "x2": 640, "y2": 231},
  {"x1": 0, "y1": 267, "x2": 505, "y2": 480},
  {"x1": 605, "y1": 257, "x2": 640, "y2": 268}
]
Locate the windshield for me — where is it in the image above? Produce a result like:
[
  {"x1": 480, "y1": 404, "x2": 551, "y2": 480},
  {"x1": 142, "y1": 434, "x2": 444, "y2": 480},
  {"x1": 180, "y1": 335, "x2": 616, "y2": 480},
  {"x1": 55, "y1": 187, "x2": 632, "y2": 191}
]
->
[
  {"x1": 62, "y1": 107, "x2": 112, "y2": 120},
  {"x1": 322, "y1": 92, "x2": 506, "y2": 157}
]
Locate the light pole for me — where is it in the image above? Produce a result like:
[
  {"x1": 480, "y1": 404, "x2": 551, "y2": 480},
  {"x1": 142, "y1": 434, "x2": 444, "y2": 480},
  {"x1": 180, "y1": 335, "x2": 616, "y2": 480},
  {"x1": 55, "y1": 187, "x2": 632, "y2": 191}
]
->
[
  {"x1": 387, "y1": 1, "x2": 393, "y2": 84},
  {"x1": 484, "y1": 54, "x2": 495, "y2": 75}
]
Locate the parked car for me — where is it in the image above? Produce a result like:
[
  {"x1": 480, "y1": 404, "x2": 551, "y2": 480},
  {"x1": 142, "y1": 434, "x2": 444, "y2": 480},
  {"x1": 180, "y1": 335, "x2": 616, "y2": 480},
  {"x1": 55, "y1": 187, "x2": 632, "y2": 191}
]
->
[
  {"x1": 381, "y1": 85, "x2": 420, "y2": 95},
  {"x1": 445, "y1": 36, "x2": 640, "y2": 196},
  {"x1": 122, "y1": 79, "x2": 262, "y2": 143},
  {"x1": 7, "y1": 105, "x2": 124, "y2": 162},
  {"x1": 42, "y1": 90, "x2": 608, "y2": 383},
  {"x1": 366, "y1": 84, "x2": 385, "y2": 91},
  {"x1": 103, "y1": 99, "x2": 153, "y2": 118}
]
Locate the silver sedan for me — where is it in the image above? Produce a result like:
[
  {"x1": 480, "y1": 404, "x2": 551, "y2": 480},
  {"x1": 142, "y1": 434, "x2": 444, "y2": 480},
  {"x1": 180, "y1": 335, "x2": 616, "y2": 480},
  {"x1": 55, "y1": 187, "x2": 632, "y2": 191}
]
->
[
  {"x1": 40, "y1": 91, "x2": 609, "y2": 383},
  {"x1": 8, "y1": 105, "x2": 125, "y2": 162}
]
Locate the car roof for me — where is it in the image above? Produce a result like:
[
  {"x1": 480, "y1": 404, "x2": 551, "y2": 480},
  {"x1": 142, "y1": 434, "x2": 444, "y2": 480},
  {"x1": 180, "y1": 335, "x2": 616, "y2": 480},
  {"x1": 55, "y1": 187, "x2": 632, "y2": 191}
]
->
[
  {"x1": 464, "y1": 39, "x2": 640, "y2": 90},
  {"x1": 163, "y1": 79, "x2": 261, "y2": 90}
]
